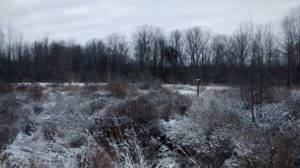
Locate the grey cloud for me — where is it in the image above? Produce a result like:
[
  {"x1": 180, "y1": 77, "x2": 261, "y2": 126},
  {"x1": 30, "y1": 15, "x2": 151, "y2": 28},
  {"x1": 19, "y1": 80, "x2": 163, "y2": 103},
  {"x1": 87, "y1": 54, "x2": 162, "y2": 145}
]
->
[{"x1": 0, "y1": 0, "x2": 299, "y2": 42}]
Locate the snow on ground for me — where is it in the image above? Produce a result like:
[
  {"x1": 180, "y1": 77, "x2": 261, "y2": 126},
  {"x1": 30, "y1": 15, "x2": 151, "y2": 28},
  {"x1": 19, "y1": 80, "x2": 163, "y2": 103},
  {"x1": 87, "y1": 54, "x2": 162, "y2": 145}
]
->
[
  {"x1": 1, "y1": 83, "x2": 299, "y2": 167},
  {"x1": 162, "y1": 84, "x2": 230, "y2": 95},
  {"x1": 14, "y1": 82, "x2": 107, "y2": 87},
  {"x1": 1, "y1": 87, "x2": 116, "y2": 167}
]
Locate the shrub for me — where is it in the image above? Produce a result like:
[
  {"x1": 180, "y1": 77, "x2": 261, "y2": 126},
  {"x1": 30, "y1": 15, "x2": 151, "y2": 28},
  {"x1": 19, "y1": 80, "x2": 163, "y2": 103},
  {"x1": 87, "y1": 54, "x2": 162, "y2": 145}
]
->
[
  {"x1": 0, "y1": 82, "x2": 13, "y2": 94},
  {"x1": 28, "y1": 84, "x2": 44, "y2": 101},
  {"x1": 138, "y1": 81, "x2": 151, "y2": 90},
  {"x1": 264, "y1": 87, "x2": 291, "y2": 103},
  {"x1": 63, "y1": 84, "x2": 80, "y2": 94},
  {"x1": 109, "y1": 96, "x2": 157, "y2": 124},
  {"x1": 241, "y1": 86, "x2": 290, "y2": 106},
  {"x1": 90, "y1": 152, "x2": 113, "y2": 168},
  {"x1": 174, "y1": 94, "x2": 192, "y2": 115},
  {"x1": 69, "y1": 135, "x2": 85, "y2": 148},
  {"x1": 49, "y1": 83, "x2": 60, "y2": 88},
  {"x1": 0, "y1": 94, "x2": 20, "y2": 150},
  {"x1": 33, "y1": 104, "x2": 43, "y2": 114},
  {"x1": 195, "y1": 137, "x2": 235, "y2": 168},
  {"x1": 269, "y1": 132, "x2": 299, "y2": 168},
  {"x1": 0, "y1": 126, "x2": 18, "y2": 150},
  {"x1": 81, "y1": 83, "x2": 101, "y2": 96},
  {"x1": 84, "y1": 84, "x2": 99, "y2": 92},
  {"x1": 15, "y1": 84, "x2": 29, "y2": 92},
  {"x1": 42, "y1": 124, "x2": 56, "y2": 142},
  {"x1": 107, "y1": 81, "x2": 128, "y2": 98},
  {"x1": 147, "y1": 87, "x2": 192, "y2": 120}
]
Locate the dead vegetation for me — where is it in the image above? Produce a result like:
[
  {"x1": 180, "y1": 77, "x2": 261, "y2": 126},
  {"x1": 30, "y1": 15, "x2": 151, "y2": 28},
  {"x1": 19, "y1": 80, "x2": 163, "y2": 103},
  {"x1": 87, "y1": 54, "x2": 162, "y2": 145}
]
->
[
  {"x1": 28, "y1": 84, "x2": 44, "y2": 101},
  {"x1": 0, "y1": 82, "x2": 13, "y2": 94},
  {"x1": 107, "y1": 81, "x2": 128, "y2": 98},
  {"x1": 0, "y1": 83, "x2": 299, "y2": 168}
]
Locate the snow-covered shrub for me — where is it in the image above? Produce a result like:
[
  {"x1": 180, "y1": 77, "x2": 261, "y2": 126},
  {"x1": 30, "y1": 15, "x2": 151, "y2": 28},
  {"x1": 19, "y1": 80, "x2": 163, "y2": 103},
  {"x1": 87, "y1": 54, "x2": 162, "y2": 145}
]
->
[
  {"x1": 271, "y1": 87, "x2": 291, "y2": 103},
  {"x1": 147, "y1": 87, "x2": 192, "y2": 121},
  {"x1": 1, "y1": 84, "x2": 299, "y2": 168},
  {"x1": 1, "y1": 89, "x2": 109, "y2": 168},
  {"x1": 87, "y1": 151, "x2": 113, "y2": 168},
  {"x1": 33, "y1": 104, "x2": 43, "y2": 114},
  {"x1": 82, "y1": 83, "x2": 100, "y2": 94},
  {"x1": 225, "y1": 124, "x2": 300, "y2": 168},
  {"x1": 240, "y1": 86, "x2": 290, "y2": 111},
  {"x1": 92, "y1": 115, "x2": 158, "y2": 167},
  {"x1": 28, "y1": 84, "x2": 44, "y2": 101},
  {"x1": 91, "y1": 88, "x2": 192, "y2": 167},
  {"x1": 108, "y1": 81, "x2": 128, "y2": 98},
  {"x1": 161, "y1": 88, "x2": 244, "y2": 166},
  {"x1": 15, "y1": 84, "x2": 29, "y2": 92},
  {"x1": 107, "y1": 95, "x2": 158, "y2": 124},
  {"x1": 42, "y1": 123, "x2": 57, "y2": 142},
  {"x1": 0, "y1": 94, "x2": 20, "y2": 150},
  {"x1": 63, "y1": 84, "x2": 80, "y2": 94},
  {"x1": 110, "y1": 130, "x2": 154, "y2": 168}
]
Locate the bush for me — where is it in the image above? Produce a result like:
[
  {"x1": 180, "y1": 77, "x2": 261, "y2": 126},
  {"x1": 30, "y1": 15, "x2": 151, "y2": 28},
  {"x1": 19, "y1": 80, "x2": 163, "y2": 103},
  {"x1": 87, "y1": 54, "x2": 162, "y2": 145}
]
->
[
  {"x1": 33, "y1": 104, "x2": 43, "y2": 114},
  {"x1": 63, "y1": 84, "x2": 80, "y2": 94},
  {"x1": 241, "y1": 86, "x2": 290, "y2": 106},
  {"x1": 0, "y1": 82, "x2": 13, "y2": 94},
  {"x1": 81, "y1": 83, "x2": 101, "y2": 96},
  {"x1": 84, "y1": 84, "x2": 99, "y2": 92},
  {"x1": 0, "y1": 94, "x2": 20, "y2": 150},
  {"x1": 42, "y1": 124, "x2": 56, "y2": 142},
  {"x1": 174, "y1": 94, "x2": 192, "y2": 115},
  {"x1": 107, "y1": 81, "x2": 128, "y2": 98},
  {"x1": 109, "y1": 96, "x2": 157, "y2": 124},
  {"x1": 269, "y1": 132, "x2": 299, "y2": 168},
  {"x1": 0, "y1": 126, "x2": 17, "y2": 150},
  {"x1": 89, "y1": 152, "x2": 113, "y2": 168},
  {"x1": 69, "y1": 135, "x2": 85, "y2": 148},
  {"x1": 28, "y1": 84, "x2": 44, "y2": 101},
  {"x1": 147, "y1": 87, "x2": 192, "y2": 120},
  {"x1": 15, "y1": 84, "x2": 29, "y2": 92},
  {"x1": 195, "y1": 137, "x2": 235, "y2": 168}
]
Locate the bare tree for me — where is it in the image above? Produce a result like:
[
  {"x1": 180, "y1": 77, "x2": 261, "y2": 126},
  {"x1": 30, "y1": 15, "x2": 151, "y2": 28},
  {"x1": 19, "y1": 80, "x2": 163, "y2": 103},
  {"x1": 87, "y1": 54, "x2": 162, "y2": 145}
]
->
[
  {"x1": 264, "y1": 25, "x2": 277, "y2": 82},
  {"x1": 169, "y1": 30, "x2": 186, "y2": 67},
  {"x1": 106, "y1": 33, "x2": 129, "y2": 81},
  {"x1": 184, "y1": 27, "x2": 210, "y2": 67},
  {"x1": 232, "y1": 23, "x2": 253, "y2": 77},
  {"x1": 211, "y1": 34, "x2": 229, "y2": 66},
  {"x1": 0, "y1": 28, "x2": 4, "y2": 54},
  {"x1": 282, "y1": 7, "x2": 300, "y2": 87},
  {"x1": 133, "y1": 25, "x2": 165, "y2": 76}
]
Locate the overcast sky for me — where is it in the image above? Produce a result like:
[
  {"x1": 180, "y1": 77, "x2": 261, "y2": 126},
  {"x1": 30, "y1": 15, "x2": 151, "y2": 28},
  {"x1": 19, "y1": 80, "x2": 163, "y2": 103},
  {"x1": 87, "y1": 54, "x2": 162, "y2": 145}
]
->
[{"x1": 0, "y1": 0, "x2": 299, "y2": 43}]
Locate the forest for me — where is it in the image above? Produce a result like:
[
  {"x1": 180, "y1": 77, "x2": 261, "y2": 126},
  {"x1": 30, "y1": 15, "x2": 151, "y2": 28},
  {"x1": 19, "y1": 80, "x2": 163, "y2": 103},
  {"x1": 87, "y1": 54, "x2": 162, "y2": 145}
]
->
[{"x1": 0, "y1": 7, "x2": 299, "y2": 87}]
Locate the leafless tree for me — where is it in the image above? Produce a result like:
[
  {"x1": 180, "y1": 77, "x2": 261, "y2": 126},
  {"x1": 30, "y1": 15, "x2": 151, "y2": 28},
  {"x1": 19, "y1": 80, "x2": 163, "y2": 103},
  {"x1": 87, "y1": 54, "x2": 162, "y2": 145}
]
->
[
  {"x1": 211, "y1": 34, "x2": 229, "y2": 66},
  {"x1": 282, "y1": 7, "x2": 300, "y2": 86},
  {"x1": 106, "y1": 33, "x2": 129, "y2": 81},
  {"x1": 168, "y1": 30, "x2": 185, "y2": 67},
  {"x1": 184, "y1": 27, "x2": 210, "y2": 67},
  {"x1": 263, "y1": 25, "x2": 277, "y2": 81},
  {"x1": 133, "y1": 25, "x2": 165, "y2": 75}
]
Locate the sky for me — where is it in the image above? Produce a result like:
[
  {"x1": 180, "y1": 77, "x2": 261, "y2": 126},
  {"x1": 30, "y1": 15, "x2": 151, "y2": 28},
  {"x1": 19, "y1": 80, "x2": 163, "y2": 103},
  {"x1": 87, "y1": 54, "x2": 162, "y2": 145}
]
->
[{"x1": 0, "y1": 0, "x2": 299, "y2": 43}]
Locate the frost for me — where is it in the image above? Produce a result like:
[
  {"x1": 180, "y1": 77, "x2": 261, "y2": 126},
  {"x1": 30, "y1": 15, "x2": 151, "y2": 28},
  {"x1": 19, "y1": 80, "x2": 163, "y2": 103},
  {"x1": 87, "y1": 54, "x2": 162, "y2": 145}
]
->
[{"x1": 1, "y1": 84, "x2": 299, "y2": 167}]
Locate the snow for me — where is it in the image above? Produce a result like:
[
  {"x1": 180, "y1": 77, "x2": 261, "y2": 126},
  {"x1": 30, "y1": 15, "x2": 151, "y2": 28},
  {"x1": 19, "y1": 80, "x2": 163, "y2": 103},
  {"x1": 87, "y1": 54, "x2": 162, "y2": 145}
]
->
[
  {"x1": 162, "y1": 84, "x2": 230, "y2": 96},
  {"x1": 1, "y1": 84, "x2": 299, "y2": 167},
  {"x1": 14, "y1": 82, "x2": 107, "y2": 88}
]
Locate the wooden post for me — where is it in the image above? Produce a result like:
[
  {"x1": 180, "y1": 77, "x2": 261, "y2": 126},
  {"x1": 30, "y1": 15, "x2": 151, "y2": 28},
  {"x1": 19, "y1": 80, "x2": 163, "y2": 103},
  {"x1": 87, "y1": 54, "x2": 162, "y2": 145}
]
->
[{"x1": 196, "y1": 79, "x2": 200, "y2": 97}]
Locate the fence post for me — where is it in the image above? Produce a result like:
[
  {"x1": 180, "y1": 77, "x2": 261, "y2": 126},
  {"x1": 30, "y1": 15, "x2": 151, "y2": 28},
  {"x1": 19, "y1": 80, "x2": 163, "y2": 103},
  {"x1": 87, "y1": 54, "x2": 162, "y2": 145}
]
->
[{"x1": 196, "y1": 79, "x2": 200, "y2": 97}]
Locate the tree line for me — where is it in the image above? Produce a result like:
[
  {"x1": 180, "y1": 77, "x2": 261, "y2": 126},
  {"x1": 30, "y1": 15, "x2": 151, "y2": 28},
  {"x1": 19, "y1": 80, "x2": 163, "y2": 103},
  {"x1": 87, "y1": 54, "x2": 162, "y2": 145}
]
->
[{"x1": 0, "y1": 7, "x2": 300, "y2": 86}]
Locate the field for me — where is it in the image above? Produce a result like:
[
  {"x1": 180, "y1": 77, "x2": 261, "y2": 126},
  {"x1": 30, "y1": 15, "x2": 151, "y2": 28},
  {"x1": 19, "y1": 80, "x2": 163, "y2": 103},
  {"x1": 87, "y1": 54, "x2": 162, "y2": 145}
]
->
[{"x1": 0, "y1": 82, "x2": 299, "y2": 168}]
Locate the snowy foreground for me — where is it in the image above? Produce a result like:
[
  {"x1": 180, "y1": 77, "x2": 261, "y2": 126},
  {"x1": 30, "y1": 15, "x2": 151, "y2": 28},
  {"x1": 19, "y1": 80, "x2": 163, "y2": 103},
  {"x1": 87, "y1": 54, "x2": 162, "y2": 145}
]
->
[{"x1": 0, "y1": 83, "x2": 299, "y2": 168}]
